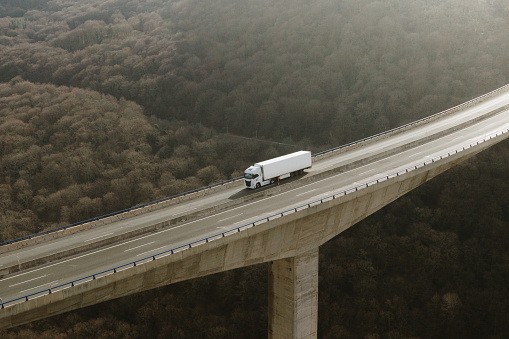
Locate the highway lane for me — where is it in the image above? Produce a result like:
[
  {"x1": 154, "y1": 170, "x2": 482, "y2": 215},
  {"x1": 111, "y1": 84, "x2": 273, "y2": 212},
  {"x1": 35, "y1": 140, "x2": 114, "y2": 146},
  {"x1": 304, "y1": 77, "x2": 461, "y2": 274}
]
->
[
  {"x1": 2, "y1": 89, "x2": 509, "y2": 271},
  {"x1": 1, "y1": 101, "x2": 509, "y2": 303}
]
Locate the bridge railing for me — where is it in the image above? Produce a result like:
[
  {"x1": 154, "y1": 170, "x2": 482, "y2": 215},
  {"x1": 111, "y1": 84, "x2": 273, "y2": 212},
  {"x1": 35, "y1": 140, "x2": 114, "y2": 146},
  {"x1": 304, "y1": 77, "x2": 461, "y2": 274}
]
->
[
  {"x1": 2, "y1": 127, "x2": 508, "y2": 310},
  {"x1": 3, "y1": 85, "x2": 508, "y2": 248}
]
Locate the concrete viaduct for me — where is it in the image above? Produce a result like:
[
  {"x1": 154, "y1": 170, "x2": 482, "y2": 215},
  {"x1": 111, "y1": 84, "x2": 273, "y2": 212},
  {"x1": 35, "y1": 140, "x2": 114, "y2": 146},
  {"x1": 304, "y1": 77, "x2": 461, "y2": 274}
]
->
[{"x1": 1, "y1": 85, "x2": 509, "y2": 337}]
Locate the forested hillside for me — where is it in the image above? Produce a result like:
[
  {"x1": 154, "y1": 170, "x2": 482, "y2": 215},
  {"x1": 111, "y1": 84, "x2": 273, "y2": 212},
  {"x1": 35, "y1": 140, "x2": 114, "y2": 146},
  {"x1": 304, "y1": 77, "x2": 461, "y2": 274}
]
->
[
  {"x1": 1, "y1": 0, "x2": 509, "y2": 337},
  {"x1": 0, "y1": 79, "x2": 289, "y2": 241}
]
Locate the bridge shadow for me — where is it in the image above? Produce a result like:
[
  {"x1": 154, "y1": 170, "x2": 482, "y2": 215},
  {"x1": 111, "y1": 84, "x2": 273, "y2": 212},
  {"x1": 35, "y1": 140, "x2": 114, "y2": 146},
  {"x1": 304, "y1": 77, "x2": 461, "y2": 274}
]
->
[{"x1": 228, "y1": 172, "x2": 310, "y2": 200}]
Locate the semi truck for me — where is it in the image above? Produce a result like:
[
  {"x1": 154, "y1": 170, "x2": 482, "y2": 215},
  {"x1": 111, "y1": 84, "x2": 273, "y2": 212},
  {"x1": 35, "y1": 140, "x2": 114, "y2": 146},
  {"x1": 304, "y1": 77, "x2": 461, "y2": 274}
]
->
[{"x1": 243, "y1": 151, "x2": 312, "y2": 189}]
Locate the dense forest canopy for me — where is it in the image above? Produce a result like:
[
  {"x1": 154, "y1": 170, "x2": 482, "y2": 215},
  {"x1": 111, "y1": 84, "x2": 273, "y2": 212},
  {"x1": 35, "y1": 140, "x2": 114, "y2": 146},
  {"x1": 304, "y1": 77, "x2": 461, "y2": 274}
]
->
[
  {"x1": 0, "y1": 0, "x2": 508, "y2": 144},
  {"x1": 0, "y1": 0, "x2": 509, "y2": 337}
]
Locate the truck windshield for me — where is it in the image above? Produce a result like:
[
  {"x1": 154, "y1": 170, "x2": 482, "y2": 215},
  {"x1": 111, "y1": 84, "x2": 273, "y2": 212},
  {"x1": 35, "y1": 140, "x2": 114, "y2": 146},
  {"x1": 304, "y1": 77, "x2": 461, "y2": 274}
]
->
[{"x1": 244, "y1": 173, "x2": 253, "y2": 179}]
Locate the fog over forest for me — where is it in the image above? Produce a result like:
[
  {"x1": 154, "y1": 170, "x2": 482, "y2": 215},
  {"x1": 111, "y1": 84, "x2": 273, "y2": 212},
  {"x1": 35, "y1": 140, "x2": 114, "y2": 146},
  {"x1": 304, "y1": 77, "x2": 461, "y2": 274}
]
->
[{"x1": 1, "y1": 0, "x2": 509, "y2": 337}]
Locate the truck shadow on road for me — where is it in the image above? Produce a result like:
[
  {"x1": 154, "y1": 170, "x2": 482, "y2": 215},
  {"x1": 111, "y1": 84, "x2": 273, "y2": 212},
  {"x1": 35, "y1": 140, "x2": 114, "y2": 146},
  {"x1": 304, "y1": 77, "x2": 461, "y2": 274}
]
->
[{"x1": 227, "y1": 172, "x2": 310, "y2": 200}]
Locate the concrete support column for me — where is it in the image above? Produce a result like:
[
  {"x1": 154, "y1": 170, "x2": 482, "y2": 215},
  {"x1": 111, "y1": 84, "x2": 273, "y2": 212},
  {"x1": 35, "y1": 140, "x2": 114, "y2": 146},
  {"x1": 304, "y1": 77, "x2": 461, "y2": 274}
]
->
[{"x1": 268, "y1": 247, "x2": 319, "y2": 339}]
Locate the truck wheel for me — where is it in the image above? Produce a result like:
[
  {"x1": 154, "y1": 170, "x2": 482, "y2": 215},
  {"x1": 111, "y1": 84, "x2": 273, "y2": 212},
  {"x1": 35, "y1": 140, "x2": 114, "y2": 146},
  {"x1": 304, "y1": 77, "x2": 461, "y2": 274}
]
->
[{"x1": 256, "y1": 183, "x2": 261, "y2": 189}]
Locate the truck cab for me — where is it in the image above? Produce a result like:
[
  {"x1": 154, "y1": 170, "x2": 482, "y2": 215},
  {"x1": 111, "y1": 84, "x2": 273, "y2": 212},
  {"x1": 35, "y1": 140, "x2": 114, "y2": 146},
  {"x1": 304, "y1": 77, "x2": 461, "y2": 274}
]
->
[{"x1": 244, "y1": 166, "x2": 265, "y2": 189}]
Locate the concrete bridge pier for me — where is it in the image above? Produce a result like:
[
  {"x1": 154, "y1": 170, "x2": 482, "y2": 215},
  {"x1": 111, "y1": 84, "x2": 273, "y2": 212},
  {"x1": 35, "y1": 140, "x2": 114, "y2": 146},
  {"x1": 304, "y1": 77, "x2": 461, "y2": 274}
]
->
[{"x1": 268, "y1": 247, "x2": 319, "y2": 338}]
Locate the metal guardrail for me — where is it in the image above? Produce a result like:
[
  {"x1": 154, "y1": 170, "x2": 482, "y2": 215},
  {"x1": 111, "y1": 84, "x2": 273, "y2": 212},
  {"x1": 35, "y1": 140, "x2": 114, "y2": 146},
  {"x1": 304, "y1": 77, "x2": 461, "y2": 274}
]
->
[
  {"x1": 2, "y1": 83, "x2": 509, "y2": 248},
  {"x1": 2, "y1": 127, "x2": 508, "y2": 310}
]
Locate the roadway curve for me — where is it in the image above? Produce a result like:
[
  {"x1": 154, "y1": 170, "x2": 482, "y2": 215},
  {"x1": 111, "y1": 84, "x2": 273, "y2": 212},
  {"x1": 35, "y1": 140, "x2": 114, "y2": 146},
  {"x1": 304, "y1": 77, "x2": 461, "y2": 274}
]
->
[{"x1": 1, "y1": 87, "x2": 509, "y2": 305}]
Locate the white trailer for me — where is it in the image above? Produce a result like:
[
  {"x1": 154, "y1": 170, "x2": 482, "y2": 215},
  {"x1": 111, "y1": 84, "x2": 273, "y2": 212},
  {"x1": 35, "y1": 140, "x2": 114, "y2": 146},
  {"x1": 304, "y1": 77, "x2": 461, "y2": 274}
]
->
[{"x1": 243, "y1": 151, "x2": 312, "y2": 189}]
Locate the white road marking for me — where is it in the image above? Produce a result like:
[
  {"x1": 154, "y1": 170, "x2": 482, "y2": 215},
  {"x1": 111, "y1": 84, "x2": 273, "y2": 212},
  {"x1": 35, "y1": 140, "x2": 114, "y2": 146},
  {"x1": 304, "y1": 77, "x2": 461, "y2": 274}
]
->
[
  {"x1": 136, "y1": 246, "x2": 169, "y2": 257},
  {"x1": 19, "y1": 281, "x2": 59, "y2": 294},
  {"x1": 84, "y1": 233, "x2": 114, "y2": 243},
  {"x1": 296, "y1": 189, "x2": 316, "y2": 197},
  {"x1": 9, "y1": 275, "x2": 47, "y2": 287},
  {"x1": 408, "y1": 151, "x2": 426, "y2": 158},
  {"x1": 217, "y1": 213, "x2": 243, "y2": 222},
  {"x1": 357, "y1": 168, "x2": 376, "y2": 175},
  {"x1": 124, "y1": 241, "x2": 156, "y2": 252}
]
